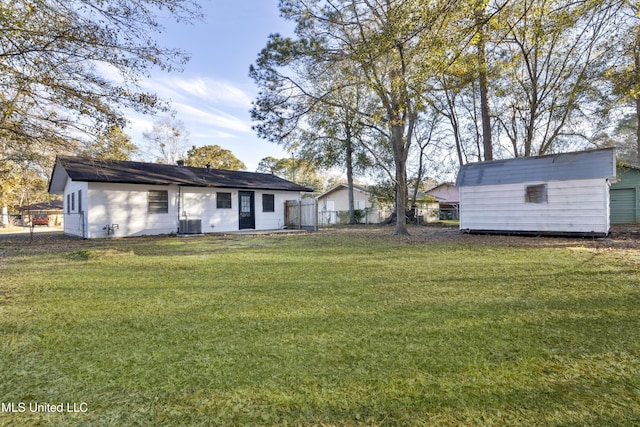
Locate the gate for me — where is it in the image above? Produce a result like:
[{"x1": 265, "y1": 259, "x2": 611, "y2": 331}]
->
[{"x1": 285, "y1": 199, "x2": 318, "y2": 231}]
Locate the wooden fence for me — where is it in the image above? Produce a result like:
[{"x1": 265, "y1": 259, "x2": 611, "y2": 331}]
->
[{"x1": 285, "y1": 199, "x2": 318, "y2": 231}]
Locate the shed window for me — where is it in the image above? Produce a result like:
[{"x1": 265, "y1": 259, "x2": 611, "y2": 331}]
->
[
  {"x1": 148, "y1": 190, "x2": 169, "y2": 214},
  {"x1": 262, "y1": 194, "x2": 275, "y2": 212},
  {"x1": 217, "y1": 192, "x2": 232, "y2": 209},
  {"x1": 525, "y1": 184, "x2": 547, "y2": 204}
]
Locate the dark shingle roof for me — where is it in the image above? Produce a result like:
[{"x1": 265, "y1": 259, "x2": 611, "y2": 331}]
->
[{"x1": 50, "y1": 156, "x2": 312, "y2": 193}]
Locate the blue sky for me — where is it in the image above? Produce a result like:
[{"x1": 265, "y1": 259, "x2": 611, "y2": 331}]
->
[{"x1": 126, "y1": 1, "x2": 294, "y2": 170}]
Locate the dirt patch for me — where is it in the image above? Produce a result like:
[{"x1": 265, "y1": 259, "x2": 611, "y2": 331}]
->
[
  {"x1": 321, "y1": 224, "x2": 640, "y2": 250},
  {"x1": 2, "y1": 224, "x2": 640, "y2": 258}
]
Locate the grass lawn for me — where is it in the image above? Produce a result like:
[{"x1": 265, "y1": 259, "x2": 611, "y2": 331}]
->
[{"x1": 1, "y1": 228, "x2": 639, "y2": 426}]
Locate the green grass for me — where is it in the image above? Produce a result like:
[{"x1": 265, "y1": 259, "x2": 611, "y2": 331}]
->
[{"x1": 1, "y1": 230, "x2": 639, "y2": 426}]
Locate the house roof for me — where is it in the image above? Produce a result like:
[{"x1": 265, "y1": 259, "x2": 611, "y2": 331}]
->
[
  {"x1": 49, "y1": 156, "x2": 313, "y2": 194},
  {"x1": 21, "y1": 200, "x2": 63, "y2": 211},
  {"x1": 456, "y1": 148, "x2": 617, "y2": 187},
  {"x1": 425, "y1": 182, "x2": 457, "y2": 193},
  {"x1": 316, "y1": 183, "x2": 371, "y2": 199}
]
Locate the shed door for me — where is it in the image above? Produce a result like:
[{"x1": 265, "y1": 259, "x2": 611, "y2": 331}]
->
[
  {"x1": 239, "y1": 191, "x2": 255, "y2": 229},
  {"x1": 610, "y1": 188, "x2": 637, "y2": 224}
]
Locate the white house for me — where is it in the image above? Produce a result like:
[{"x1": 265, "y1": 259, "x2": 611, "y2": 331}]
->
[
  {"x1": 455, "y1": 148, "x2": 617, "y2": 236},
  {"x1": 424, "y1": 182, "x2": 459, "y2": 219},
  {"x1": 316, "y1": 183, "x2": 379, "y2": 225},
  {"x1": 48, "y1": 156, "x2": 312, "y2": 238}
]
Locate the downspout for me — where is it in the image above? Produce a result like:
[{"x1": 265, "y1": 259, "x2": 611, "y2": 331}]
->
[{"x1": 177, "y1": 186, "x2": 182, "y2": 233}]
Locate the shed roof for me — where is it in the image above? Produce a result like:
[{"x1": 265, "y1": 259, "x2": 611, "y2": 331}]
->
[
  {"x1": 455, "y1": 148, "x2": 616, "y2": 187},
  {"x1": 49, "y1": 156, "x2": 313, "y2": 194}
]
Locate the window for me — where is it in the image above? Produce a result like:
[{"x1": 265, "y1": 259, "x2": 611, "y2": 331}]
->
[
  {"x1": 67, "y1": 194, "x2": 71, "y2": 213},
  {"x1": 217, "y1": 192, "x2": 232, "y2": 209},
  {"x1": 525, "y1": 184, "x2": 547, "y2": 204},
  {"x1": 71, "y1": 192, "x2": 75, "y2": 211},
  {"x1": 148, "y1": 190, "x2": 169, "y2": 214},
  {"x1": 262, "y1": 194, "x2": 275, "y2": 212},
  {"x1": 78, "y1": 190, "x2": 82, "y2": 213}
]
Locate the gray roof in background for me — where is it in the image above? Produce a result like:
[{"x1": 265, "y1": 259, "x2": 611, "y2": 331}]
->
[
  {"x1": 455, "y1": 148, "x2": 617, "y2": 187},
  {"x1": 49, "y1": 156, "x2": 313, "y2": 194}
]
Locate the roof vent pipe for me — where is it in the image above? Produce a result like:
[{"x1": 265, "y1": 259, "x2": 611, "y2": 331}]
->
[
  {"x1": 176, "y1": 159, "x2": 185, "y2": 167},
  {"x1": 206, "y1": 163, "x2": 211, "y2": 171}
]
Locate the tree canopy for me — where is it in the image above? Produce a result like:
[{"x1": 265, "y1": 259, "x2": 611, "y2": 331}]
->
[
  {"x1": 185, "y1": 145, "x2": 247, "y2": 170},
  {"x1": 251, "y1": 0, "x2": 639, "y2": 235},
  {"x1": 0, "y1": 0, "x2": 201, "y2": 168}
]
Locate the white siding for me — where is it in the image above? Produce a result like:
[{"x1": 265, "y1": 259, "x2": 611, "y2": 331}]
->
[
  {"x1": 459, "y1": 179, "x2": 610, "y2": 234},
  {"x1": 63, "y1": 180, "x2": 88, "y2": 238},
  {"x1": 78, "y1": 184, "x2": 299, "y2": 237},
  {"x1": 181, "y1": 188, "x2": 291, "y2": 232},
  {"x1": 317, "y1": 186, "x2": 374, "y2": 224},
  {"x1": 87, "y1": 183, "x2": 179, "y2": 238}
]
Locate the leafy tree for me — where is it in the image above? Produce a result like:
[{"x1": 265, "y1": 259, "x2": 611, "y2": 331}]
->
[
  {"x1": 83, "y1": 126, "x2": 137, "y2": 161},
  {"x1": 252, "y1": 0, "x2": 458, "y2": 235},
  {"x1": 0, "y1": 0, "x2": 201, "y2": 168},
  {"x1": 256, "y1": 156, "x2": 323, "y2": 191},
  {"x1": 602, "y1": 2, "x2": 640, "y2": 164},
  {"x1": 185, "y1": 145, "x2": 246, "y2": 170},
  {"x1": 141, "y1": 117, "x2": 190, "y2": 164},
  {"x1": 493, "y1": 0, "x2": 616, "y2": 156}
]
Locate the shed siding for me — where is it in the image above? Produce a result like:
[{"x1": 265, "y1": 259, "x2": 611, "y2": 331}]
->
[
  {"x1": 460, "y1": 178, "x2": 610, "y2": 234},
  {"x1": 610, "y1": 167, "x2": 640, "y2": 224}
]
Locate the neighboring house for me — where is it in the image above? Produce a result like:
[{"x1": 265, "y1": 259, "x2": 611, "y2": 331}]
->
[
  {"x1": 610, "y1": 164, "x2": 640, "y2": 224},
  {"x1": 456, "y1": 148, "x2": 617, "y2": 236},
  {"x1": 21, "y1": 200, "x2": 64, "y2": 227},
  {"x1": 424, "y1": 182, "x2": 459, "y2": 220},
  {"x1": 48, "y1": 156, "x2": 312, "y2": 238},
  {"x1": 316, "y1": 183, "x2": 379, "y2": 225}
]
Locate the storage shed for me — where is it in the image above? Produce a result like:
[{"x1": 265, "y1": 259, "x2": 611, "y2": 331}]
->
[
  {"x1": 456, "y1": 148, "x2": 617, "y2": 236},
  {"x1": 610, "y1": 165, "x2": 640, "y2": 224}
]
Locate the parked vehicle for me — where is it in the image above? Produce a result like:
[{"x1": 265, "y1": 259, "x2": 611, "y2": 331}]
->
[{"x1": 31, "y1": 214, "x2": 49, "y2": 226}]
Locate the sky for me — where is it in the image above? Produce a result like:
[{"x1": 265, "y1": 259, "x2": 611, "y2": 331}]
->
[{"x1": 126, "y1": 0, "x2": 295, "y2": 171}]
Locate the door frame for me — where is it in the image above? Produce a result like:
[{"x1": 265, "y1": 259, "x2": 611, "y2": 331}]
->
[{"x1": 238, "y1": 191, "x2": 255, "y2": 229}]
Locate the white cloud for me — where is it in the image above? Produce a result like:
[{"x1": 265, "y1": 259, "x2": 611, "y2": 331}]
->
[
  {"x1": 175, "y1": 102, "x2": 252, "y2": 133},
  {"x1": 143, "y1": 75, "x2": 254, "y2": 109}
]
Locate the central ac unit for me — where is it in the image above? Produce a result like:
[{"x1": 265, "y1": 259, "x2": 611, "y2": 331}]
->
[{"x1": 179, "y1": 219, "x2": 202, "y2": 234}]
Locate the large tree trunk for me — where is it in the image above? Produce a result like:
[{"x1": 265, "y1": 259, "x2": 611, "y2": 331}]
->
[
  {"x1": 478, "y1": 38, "x2": 493, "y2": 161},
  {"x1": 345, "y1": 137, "x2": 356, "y2": 225},
  {"x1": 476, "y1": 6, "x2": 493, "y2": 161},
  {"x1": 391, "y1": 125, "x2": 410, "y2": 236}
]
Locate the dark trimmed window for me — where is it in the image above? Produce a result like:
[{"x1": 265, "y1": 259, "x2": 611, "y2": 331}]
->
[
  {"x1": 525, "y1": 184, "x2": 547, "y2": 204},
  {"x1": 217, "y1": 192, "x2": 232, "y2": 209},
  {"x1": 148, "y1": 190, "x2": 169, "y2": 214},
  {"x1": 262, "y1": 194, "x2": 275, "y2": 212}
]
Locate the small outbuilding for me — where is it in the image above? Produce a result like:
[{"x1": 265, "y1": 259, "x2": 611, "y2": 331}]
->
[
  {"x1": 610, "y1": 164, "x2": 640, "y2": 224},
  {"x1": 456, "y1": 148, "x2": 617, "y2": 236},
  {"x1": 48, "y1": 156, "x2": 312, "y2": 238}
]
